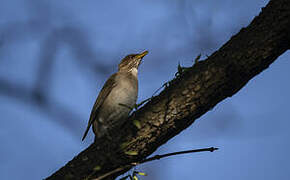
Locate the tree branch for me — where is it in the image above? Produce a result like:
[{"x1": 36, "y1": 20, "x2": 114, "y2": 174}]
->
[
  {"x1": 139, "y1": 147, "x2": 218, "y2": 164},
  {"x1": 94, "y1": 147, "x2": 218, "y2": 180},
  {"x1": 46, "y1": 0, "x2": 290, "y2": 179}
]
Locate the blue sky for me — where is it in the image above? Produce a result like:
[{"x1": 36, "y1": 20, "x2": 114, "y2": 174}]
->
[{"x1": 0, "y1": 0, "x2": 289, "y2": 179}]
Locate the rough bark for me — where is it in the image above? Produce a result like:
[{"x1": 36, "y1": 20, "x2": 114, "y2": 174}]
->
[{"x1": 46, "y1": 0, "x2": 290, "y2": 179}]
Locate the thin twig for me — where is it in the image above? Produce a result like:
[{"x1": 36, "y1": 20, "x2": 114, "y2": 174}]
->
[
  {"x1": 134, "y1": 81, "x2": 170, "y2": 110},
  {"x1": 140, "y1": 147, "x2": 218, "y2": 164},
  {"x1": 93, "y1": 147, "x2": 218, "y2": 180}
]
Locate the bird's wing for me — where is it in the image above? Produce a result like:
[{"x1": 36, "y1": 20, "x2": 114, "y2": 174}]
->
[{"x1": 82, "y1": 74, "x2": 117, "y2": 141}]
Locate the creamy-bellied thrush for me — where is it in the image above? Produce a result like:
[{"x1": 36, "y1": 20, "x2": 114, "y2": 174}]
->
[{"x1": 82, "y1": 50, "x2": 148, "y2": 141}]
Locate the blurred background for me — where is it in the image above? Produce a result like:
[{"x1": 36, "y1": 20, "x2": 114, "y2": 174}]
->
[{"x1": 0, "y1": 0, "x2": 289, "y2": 179}]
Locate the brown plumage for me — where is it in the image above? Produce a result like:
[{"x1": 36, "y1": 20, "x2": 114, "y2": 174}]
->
[{"x1": 82, "y1": 51, "x2": 148, "y2": 141}]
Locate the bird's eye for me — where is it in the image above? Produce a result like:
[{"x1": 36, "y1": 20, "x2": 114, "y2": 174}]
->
[{"x1": 126, "y1": 55, "x2": 134, "y2": 59}]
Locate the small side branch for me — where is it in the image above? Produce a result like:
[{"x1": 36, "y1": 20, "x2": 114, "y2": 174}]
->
[
  {"x1": 140, "y1": 147, "x2": 218, "y2": 164},
  {"x1": 93, "y1": 147, "x2": 218, "y2": 180}
]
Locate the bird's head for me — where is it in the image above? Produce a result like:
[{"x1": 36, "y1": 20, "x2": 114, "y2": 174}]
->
[{"x1": 118, "y1": 50, "x2": 148, "y2": 73}]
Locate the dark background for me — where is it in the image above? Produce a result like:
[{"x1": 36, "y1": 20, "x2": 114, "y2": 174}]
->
[{"x1": 0, "y1": 0, "x2": 289, "y2": 179}]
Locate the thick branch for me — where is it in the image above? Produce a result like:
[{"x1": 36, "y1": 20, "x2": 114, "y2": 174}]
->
[{"x1": 46, "y1": 0, "x2": 290, "y2": 179}]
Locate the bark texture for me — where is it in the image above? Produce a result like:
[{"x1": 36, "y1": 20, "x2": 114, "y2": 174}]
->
[{"x1": 46, "y1": 0, "x2": 290, "y2": 179}]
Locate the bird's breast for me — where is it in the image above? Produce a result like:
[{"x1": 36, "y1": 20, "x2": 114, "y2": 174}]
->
[
  {"x1": 110, "y1": 78, "x2": 138, "y2": 108},
  {"x1": 99, "y1": 74, "x2": 138, "y2": 123}
]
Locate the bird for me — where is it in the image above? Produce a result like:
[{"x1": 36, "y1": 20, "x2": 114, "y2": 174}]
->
[{"x1": 82, "y1": 50, "x2": 148, "y2": 141}]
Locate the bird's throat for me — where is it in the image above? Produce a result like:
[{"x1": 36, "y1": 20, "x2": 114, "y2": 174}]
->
[{"x1": 130, "y1": 67, "x2": 138, "y2": 77}]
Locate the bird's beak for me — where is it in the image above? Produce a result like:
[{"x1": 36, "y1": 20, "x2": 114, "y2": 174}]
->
[{"x1": 135, "y1": 50, "x2": 148, "y2": 59}]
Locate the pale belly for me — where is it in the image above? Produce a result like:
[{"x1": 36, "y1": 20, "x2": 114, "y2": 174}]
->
[
  {"x1": 105, "y1": 83, "x2": 137, "y2": 121},
  {"x1": 94, "y1": 78, "x2": 138, "y2": 134}
]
